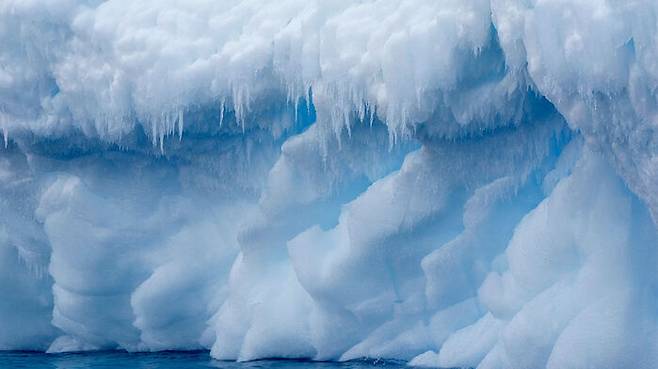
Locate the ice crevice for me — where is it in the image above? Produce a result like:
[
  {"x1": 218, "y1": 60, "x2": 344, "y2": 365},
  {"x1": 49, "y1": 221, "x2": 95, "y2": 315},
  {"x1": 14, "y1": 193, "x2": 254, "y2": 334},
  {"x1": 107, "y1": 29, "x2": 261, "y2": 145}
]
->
[{"x1": 2, "y1": 1, "x2": 658, "y2": 368}]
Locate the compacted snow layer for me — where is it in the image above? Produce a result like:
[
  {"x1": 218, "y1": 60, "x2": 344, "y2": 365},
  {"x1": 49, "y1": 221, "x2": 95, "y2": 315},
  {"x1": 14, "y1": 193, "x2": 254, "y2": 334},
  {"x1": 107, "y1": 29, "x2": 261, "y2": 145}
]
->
[{"x1": 2, "y1": 1, "x2": 658, "y2": 368}]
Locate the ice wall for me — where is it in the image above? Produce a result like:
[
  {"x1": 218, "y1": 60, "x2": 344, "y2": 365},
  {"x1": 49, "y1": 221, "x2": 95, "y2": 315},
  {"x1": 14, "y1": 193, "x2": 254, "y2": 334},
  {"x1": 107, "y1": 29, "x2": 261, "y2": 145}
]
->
[{"x1": 2, "y1": 1, "x2": 658, "y2": 368}]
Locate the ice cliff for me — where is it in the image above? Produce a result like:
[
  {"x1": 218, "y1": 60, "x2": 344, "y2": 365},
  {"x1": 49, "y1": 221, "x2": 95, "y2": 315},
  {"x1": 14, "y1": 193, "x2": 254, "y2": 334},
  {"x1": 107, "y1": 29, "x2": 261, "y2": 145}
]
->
[{"x1": 2, "y1": 1, "x2": 658, "y2": 368}]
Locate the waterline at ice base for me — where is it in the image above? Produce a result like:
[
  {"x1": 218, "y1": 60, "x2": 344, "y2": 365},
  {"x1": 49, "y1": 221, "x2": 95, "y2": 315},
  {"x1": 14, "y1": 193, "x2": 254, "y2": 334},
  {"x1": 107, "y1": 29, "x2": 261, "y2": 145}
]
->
[{"x1": 2, "y1": 1, "x2": 658, "y2": 368}]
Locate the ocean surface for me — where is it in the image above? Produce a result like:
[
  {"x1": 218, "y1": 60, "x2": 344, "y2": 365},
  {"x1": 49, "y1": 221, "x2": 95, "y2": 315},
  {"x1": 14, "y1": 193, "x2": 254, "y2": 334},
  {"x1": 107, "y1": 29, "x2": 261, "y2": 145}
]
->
[{"x1": 0, "y1": 351, "x2": 411, "y2": 369}]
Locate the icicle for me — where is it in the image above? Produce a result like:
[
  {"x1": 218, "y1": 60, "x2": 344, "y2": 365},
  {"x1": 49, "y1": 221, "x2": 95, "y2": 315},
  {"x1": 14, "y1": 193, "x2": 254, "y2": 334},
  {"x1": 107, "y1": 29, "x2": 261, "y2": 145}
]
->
[
  {"x1": 369, "y1": 105, "x2": 376, "y2": 127},
  {"x1": 344, "y1": 109, "x2": 352, "y2": 138},
  {"x1": 232, "y1": 84, "x2": 249, "y2": 131},
  {"x1": 388, "y1": 127, "x2": 398, "y2": 152},
  {"x1": 357, "y1": 100, "x2": 366, "y2": 123},
  {"x1": 159, "y1": 129, "x2": 165, "y2": 154},
  {"x1": 219, "y1": 98, "x2": 226, "y2": 127},
  {"x1": 0, "y1": 113, "x2": 8, "y2": 148},
  {"x1": 151, "y1": 118, "x2": 158, "y2": 147},
  {"x1": 177, "y1": 110, "x2": 184, "y2": 141},
  {"x1": 306, "y1": 86, "x2": 312, "y2": 114}
]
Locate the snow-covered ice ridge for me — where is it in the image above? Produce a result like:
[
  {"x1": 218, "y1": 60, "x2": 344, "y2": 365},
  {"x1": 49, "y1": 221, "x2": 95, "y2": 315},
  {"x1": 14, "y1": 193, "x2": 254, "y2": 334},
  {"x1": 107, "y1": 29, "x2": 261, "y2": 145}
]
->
[{"x1": 2, "y1": 0, "x2": 658, "y2": 368}]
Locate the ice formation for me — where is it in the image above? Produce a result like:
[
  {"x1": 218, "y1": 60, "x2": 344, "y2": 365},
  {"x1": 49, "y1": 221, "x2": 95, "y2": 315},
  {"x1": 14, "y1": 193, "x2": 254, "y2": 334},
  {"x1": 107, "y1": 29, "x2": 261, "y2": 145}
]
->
[{"x1": 2, "y1": 0, "x2": 658, "y2": 368}]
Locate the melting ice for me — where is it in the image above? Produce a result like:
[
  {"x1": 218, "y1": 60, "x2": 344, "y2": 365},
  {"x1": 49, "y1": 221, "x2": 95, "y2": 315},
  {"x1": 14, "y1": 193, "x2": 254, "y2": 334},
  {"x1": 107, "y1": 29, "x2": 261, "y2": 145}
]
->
[{"x1": 2, "y1": 1, "x2": 658, "y2": 368}]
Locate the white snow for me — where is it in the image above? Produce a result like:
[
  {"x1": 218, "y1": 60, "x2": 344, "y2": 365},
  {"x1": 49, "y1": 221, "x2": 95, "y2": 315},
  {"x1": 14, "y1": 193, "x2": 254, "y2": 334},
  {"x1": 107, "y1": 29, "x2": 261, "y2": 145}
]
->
[{"x1": 1, "y1": 1, "x2": 658, "y2": 368}]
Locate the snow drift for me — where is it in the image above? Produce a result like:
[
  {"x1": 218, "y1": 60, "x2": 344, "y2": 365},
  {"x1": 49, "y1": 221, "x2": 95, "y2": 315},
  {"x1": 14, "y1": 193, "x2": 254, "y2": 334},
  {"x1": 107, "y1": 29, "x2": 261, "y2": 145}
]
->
[{"x1": 2, "y1": 1, "x2": 658, "y2": 368}]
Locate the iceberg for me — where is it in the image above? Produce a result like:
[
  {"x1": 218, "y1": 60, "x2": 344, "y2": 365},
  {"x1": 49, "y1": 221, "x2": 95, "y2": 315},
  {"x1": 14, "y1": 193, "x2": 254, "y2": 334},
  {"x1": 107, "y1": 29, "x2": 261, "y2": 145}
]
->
[{"x1": 1, "y1": 0, "x2": 658, "y2": 368}]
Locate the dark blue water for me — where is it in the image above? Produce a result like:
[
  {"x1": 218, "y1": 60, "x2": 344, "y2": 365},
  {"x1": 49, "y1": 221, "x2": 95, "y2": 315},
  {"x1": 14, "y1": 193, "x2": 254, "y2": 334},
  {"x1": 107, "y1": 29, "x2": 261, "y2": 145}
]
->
[{"x1": 0, "y1": 351, "x2": 409, "y2": 369}]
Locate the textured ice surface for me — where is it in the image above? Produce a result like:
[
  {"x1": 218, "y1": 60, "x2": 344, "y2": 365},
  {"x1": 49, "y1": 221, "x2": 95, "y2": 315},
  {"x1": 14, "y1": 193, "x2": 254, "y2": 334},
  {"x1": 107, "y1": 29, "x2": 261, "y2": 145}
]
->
[{"x1": 2, "y1": 1, "x2": 658, "y2": 368}]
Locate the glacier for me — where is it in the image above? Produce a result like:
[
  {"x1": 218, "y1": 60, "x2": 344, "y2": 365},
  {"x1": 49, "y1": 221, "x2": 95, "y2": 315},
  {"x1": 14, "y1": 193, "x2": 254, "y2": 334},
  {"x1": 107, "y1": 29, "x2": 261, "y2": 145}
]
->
[{"x1": 2, "y1": 0, "x2": 658, "y2": 368}]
